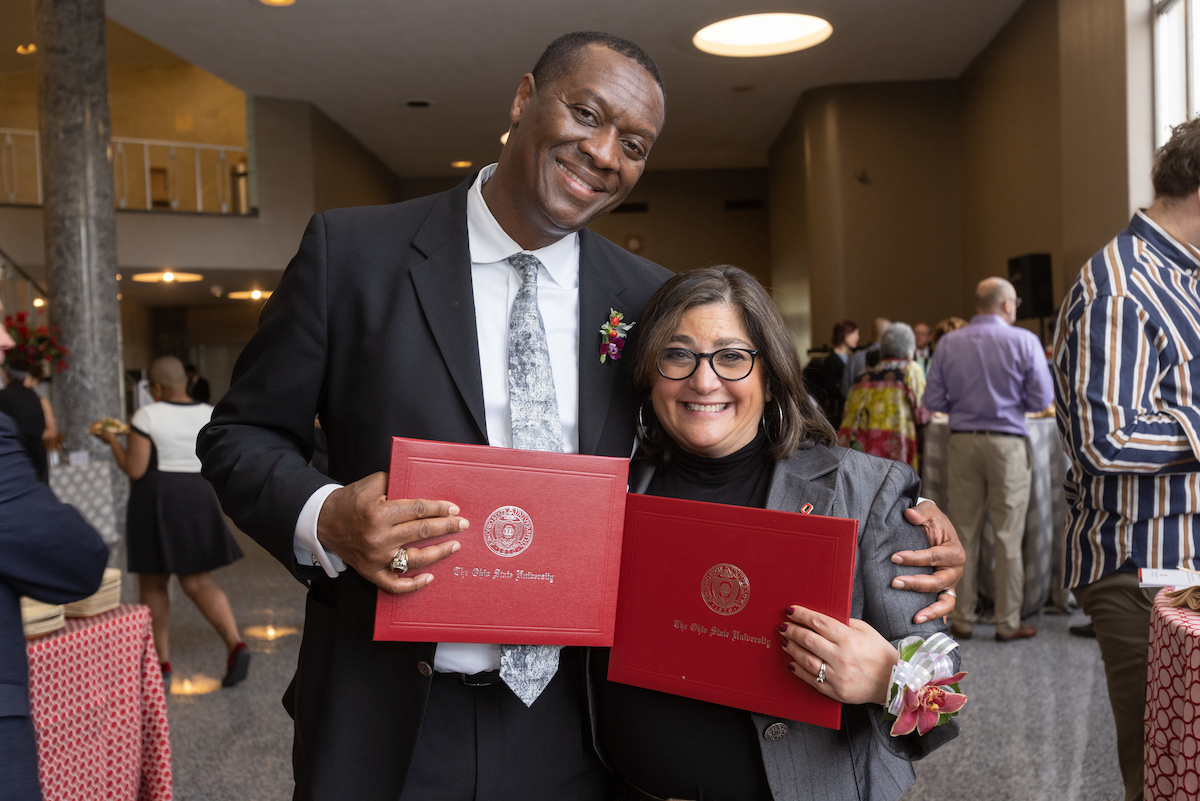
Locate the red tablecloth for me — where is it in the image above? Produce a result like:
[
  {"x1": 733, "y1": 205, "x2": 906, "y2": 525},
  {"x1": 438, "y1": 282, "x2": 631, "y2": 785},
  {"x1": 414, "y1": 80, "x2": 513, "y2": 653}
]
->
[
  {"x1": 1145, "y1": 589, "x2": 1200, "y2": 800},
  {"x1": 25, "y1": 604, "x2": 172, "y2": 801}
]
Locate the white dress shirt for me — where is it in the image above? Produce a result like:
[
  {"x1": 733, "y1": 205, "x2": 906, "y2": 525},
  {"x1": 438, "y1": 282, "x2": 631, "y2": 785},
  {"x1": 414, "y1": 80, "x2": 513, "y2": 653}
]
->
[{"x1": 292, "y1": 163, "x2": 581, "y2": 673}]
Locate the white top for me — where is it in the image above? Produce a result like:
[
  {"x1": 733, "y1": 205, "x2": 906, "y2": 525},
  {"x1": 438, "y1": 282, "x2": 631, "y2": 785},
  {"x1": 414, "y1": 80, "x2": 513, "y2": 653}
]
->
[
  {"x1": 292, "y1": 163, "x2": 582, "y2": 674},
  {"x1": 130, "y1": 401, "x2": 213, "y2": 473}
]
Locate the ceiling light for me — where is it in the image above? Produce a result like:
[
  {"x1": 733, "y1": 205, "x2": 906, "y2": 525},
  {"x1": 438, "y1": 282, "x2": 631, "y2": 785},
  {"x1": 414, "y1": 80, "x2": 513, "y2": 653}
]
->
[
  {"x1": 131, "y1": 271, "x2": 203, "y2": 283},
  {"x1": 32, "y1": 298, "x2": 44, "y2": 307},
  {"x1": 115, "y1": 273, "x2": 122, "y2": 281},
  {"x1": 227, "y1": 290, "x2": 273, "y2": 300},
  {"x1": 500, "y1": 131, "x2": 509, "y2": 145},
  {"x1": 116, "y1": 293, "x2": 123, "y2": 300},
  {"x1": 16, "y1": 44, "x2": 36, "y2": 55},
  {"x1": 259, "y1": 0, "x2": 295, "y2": 6},
  {"x1": 693, "y1": 13, "x2": 833, "y2": 57},
  {"x1": 451, "y1": 160, "x2": 472, "y2": 169}
]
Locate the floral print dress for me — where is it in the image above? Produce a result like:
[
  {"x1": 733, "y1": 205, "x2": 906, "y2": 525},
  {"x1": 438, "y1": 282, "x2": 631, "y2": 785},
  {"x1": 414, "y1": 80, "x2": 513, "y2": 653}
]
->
[{"x1": 837, "y1": 358, "x2": 931, "y2": 471}]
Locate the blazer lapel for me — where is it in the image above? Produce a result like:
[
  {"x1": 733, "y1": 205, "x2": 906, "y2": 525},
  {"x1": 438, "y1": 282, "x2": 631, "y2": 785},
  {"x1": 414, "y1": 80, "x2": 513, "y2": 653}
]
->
[
  {"x1": 765, "y1": 445, "x2": 843, "y2": 516},
  {"x1": 409, "y1": 179, "x2": 488, "y2": 441},
  {"x1": 577, "y1": 229, "x2": 629, "y2": 456}
]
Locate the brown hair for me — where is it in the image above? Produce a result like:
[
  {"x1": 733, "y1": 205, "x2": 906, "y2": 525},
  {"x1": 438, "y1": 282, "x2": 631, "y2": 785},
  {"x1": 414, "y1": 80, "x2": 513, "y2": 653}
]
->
[
  {"x1": 630, "y1": 265, "x2": 837, "y2": 464},
  {"x1": 831, "y1": 319, "x2": 859, "y2": 348},
  {"x1": 1153, "y1": 117, "x2": 1200, "y2": 200},
  {"x1": 932, "y1": 316, "x2": 967, "y2": 345}
]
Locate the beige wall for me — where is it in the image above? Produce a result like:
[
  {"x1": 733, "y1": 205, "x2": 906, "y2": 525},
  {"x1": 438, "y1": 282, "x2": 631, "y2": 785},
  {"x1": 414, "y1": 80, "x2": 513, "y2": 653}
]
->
[
  {"x1": 768, "y1": 104, "x2": 813, "y2": 359},
  {"x1": 588, "y1": 169, "x2": 770, "y2": 283},
  {"x1": 120, "y1": 300, "x2": 152, "y2": 376},
  {"x1": 311, "y1": 106, "x2": 400, "y2": 212},
  {"x1": 770, "y1": 82, "x2": 964, "y2": 351},
  {"x1": 960, "y1": 0, "x2": 1063, "y2": 312}
]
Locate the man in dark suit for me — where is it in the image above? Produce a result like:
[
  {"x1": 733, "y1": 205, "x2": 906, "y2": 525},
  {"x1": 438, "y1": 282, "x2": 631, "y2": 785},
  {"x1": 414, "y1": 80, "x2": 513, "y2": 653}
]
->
[
  {"x1": 200, "y1": 32, "x2": 963, "y2": 801},
  {"x1": 0, "y1": 309, "x2": 109, "y2": 801}
]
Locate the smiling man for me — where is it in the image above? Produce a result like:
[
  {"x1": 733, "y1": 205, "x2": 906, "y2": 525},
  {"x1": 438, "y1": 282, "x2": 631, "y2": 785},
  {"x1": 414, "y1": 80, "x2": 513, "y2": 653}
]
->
[{"x1": 200, "y1": 32, "x2": 962, "y2": 801}]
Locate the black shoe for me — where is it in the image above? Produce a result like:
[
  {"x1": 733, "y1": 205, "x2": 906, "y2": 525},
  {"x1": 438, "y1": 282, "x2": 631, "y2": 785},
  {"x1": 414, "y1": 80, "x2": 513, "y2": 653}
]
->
[
  {"x1": 1069, "y1": 622, "x2": 1096, "y2": 638},
  {"x1": 222, "y1": 643, "x2": 251, "y2": 688}
]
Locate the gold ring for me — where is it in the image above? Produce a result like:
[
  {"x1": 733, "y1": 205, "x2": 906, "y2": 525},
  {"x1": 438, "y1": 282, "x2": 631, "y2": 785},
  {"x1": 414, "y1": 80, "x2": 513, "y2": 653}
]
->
[
  {"x1": 390, "y1": 548, "x2": 409, "y2": 574},
  {"x1": 815, "y1": 662, "x2": 826, "y2": 683}
]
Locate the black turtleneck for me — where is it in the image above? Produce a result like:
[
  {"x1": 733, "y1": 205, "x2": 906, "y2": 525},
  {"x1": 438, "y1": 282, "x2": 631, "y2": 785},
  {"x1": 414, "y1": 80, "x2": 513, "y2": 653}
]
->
[{"x1": 595, "y1": 432, "x2": 775, "y2": 801}]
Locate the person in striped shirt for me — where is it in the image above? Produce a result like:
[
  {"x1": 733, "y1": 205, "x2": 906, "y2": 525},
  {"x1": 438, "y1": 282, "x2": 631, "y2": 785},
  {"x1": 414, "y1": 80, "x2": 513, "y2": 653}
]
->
[{"x1": 1053, "y1": 118, "x2": 1200, "y2": 801}]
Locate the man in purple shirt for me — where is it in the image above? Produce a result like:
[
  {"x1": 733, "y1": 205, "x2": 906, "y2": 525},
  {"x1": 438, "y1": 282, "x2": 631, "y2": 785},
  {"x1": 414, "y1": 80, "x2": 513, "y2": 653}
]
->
[{"x1": 924, "y1": 277, "x2": 1054, "y2": 642}]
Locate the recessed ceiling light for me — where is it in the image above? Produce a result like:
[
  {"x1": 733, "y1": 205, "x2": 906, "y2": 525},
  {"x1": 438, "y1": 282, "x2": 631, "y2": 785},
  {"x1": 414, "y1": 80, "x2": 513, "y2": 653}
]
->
[
  {"x1": 500, "y1": 131, "x2": 510, "y2": 145},
  {"x1": 131, "y1": 271, "x2": 203, "y2": 283},
  {"x1": 16, "y1": 44, "x2": 36, "y2": 55},
  {"x1": 451, "y1": 160, "x2": 472, "y2": 169},
  {"x1": 259, "y1": 0, "x2": 295, "y2": 6},
  {"x1": 226, "y1": 290, "x2": 273, "y2": 300},
  {"x1": 406, "y1": 100, "x2": 431, "y2": 108},
  {"x1": 693, "y1": 13, "x2": 833, "y2": 57},
  {"x1": 115, "y1": 273, "x2": 122, "y2": 281},
  {"x1": 32, "y1": 298, "x2": 44, "y2": 307}
]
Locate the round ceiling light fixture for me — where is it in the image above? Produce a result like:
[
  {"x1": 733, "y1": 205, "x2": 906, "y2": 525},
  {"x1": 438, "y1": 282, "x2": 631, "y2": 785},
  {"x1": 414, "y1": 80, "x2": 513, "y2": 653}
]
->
[
  {"x1": 227, "y1": 289, "x2": 273, "y2": 300},
  {"x1": 16, "y1": 44, "x2": 36, "y2": 55},
  {"x1": 450, "y1": 160, "x2": 473, "y2": 169},
  {"x1": 259, "y1": 0, "x2": 296, "y2": 6},
  {"x1": 693, "y1": 13, "x2": 832, "y2": 57},
  {"x1": 131, "y1": 271, "x2": 203, "y2": 283}
]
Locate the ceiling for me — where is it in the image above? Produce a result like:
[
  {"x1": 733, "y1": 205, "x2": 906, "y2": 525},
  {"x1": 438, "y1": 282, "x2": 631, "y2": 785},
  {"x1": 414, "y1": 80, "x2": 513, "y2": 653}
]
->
[{"x1": 3, "y1": 0, "x2": 1025, "y2": 176}]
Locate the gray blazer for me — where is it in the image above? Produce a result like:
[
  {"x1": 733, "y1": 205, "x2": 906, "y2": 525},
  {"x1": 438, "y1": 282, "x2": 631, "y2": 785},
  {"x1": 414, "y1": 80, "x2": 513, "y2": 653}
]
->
[{"x1": 626, "y1": 443, "x2": 961, "y2": 801}]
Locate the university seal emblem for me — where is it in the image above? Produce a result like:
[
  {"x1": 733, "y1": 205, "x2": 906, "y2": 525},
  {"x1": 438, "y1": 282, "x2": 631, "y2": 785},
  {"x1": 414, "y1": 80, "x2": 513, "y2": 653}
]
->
[
  {"x1": 700, "y1": 563, "x2": 751, "y2": 616},
  {"x1": 482, "y1": 505, "x2": 534, "y2": 557}
]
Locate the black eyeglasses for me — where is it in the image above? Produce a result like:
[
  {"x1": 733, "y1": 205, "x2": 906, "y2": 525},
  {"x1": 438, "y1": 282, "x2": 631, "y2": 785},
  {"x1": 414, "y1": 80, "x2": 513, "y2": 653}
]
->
[{"x1": 657, "y1": 347, "x2": 759, "y2": 381}]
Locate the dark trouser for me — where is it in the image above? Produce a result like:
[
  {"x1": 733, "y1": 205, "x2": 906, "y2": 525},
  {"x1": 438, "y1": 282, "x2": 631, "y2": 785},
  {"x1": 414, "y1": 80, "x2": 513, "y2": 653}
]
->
[
  {"x1": 0, "y1": 714, "x2": 43, "y2": 801},
  {"x1": 1072, "y1": 572, "x2": 1157, "y2": 801},
  {"x1": 398, "y1": 648, "x2": 609, "y2": 801}
]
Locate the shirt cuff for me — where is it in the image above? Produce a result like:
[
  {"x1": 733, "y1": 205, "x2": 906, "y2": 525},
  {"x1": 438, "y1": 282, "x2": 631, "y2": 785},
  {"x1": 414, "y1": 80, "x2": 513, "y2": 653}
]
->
[{"x1": 293, "y1": 483, "x2": 346, "y2": 578}]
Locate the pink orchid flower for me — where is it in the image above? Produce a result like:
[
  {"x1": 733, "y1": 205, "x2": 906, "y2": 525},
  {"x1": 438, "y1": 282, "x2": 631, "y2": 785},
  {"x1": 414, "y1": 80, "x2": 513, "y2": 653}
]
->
[{"x1": 890, "y1": 671, "x2": 967, "y2": 736}]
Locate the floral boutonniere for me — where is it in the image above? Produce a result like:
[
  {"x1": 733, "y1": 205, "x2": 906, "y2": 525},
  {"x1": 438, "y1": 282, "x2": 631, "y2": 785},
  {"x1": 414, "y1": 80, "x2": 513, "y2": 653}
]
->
[
  {"x1": 883, "y1": 632, "x2": 967, "y2": 736},
  {"x1": 600, "y1": 309, "x2": 634, "y2": 364}
]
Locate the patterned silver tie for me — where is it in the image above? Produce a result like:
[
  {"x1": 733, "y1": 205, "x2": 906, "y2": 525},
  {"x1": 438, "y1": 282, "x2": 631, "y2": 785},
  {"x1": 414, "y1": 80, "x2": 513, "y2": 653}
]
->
[{"x1": 500, "y1": 252, "x2": 564, "y2": 707}]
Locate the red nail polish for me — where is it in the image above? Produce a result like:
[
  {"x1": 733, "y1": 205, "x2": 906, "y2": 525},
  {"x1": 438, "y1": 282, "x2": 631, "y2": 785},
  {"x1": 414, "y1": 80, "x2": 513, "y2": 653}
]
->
[
  {"x1": 778, "y1": 623, "x2": 788, "y2": 633},
  {"x1": 784, "y1": 606, "x2": 795, "y2": 617},
  {"x1": 788, "y1": 663, "x2": 797, "y2": 673},
  {"x1": 780, "y1": 638, "x2": 789, "y2": 648}
]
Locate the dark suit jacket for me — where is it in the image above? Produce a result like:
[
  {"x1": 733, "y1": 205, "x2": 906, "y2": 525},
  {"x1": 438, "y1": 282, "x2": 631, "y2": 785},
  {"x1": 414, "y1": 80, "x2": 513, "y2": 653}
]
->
[
  {"x1": 0, "y1": 413, "x2": 109, "y2": 801},
  {"x1": 627, "y1": 445, "x2": 961, "y2": 801},
  {"x1": 198, "y1": 175, "x2": 672, "y2": 801}
]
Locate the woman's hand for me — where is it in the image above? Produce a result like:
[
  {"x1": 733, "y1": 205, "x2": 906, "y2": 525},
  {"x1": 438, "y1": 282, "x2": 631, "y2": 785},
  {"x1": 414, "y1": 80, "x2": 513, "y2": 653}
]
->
[
  {"x1": 90, "y1": 426, "x2": 117, "y2": 445},
  {"x1": 780, "y1": 605, "x2": 899, "y2": 706}
]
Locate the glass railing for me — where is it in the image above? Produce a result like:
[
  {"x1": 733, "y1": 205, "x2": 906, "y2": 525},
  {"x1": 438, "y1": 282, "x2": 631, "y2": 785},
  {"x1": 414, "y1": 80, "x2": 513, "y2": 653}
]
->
[
  {"x1": 0, "y1": 245, "x2": 48, "y2": 322},
  {"x1": 1, "y1": 128, "x2": 250, "y2": 215}
]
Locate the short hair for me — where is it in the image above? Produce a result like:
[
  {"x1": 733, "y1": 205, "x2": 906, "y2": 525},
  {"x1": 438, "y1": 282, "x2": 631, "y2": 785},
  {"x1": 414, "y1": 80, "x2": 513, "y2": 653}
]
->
[
  {"x1": 149, "y1": 356, "x2": 187, "y2": 388},
  {"x1": 628, "y1": 265, "x2": 836, "y2": 465},
  {"x1": 933, "y1": 316, "x2": 967, "y2": 345},
  {"x1": 881, "y1": 322, "x2": 916, "y2": 360},
  {"x1": 976, "y1": 277, "x2": 1015, "y2": 313},
  {"x1": 1153, "y1": 117, "x2": 1200, "y2": 200},
  {"x1": 831, "y1": 319, "x2": 858, "y2": 348},
  {"x1": 532, "y1": 32, "x2": 665, "y2": 97}
]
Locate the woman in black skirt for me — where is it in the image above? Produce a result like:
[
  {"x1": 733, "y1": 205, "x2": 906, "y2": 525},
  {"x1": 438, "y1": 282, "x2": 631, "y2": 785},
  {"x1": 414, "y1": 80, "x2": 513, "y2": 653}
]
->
[{"x1": 94, "y1": 356, "x2": 249, "y2": 687}]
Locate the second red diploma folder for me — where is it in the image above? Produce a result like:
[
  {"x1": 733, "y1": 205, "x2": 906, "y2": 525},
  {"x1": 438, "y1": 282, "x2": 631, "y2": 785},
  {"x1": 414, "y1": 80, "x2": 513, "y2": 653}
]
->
[
  {"x1": 373, "y1": 437, "x2": 630, "y2": 646},
  {"x1": 607, "y1": 493, "x2": 859, "y2": 729}
]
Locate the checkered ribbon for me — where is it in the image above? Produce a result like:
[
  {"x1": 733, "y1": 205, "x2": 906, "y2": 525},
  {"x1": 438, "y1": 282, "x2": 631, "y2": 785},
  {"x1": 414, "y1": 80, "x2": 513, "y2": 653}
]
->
[{"x1": 886, "y1": 632, "x2": 960, "y2": 716}]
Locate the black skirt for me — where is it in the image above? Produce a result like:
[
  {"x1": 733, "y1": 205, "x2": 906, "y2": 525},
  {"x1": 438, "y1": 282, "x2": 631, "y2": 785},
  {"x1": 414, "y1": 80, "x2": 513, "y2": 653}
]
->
[{"x1": 126, "y1": 451, "x2": 242, "y2": 575}]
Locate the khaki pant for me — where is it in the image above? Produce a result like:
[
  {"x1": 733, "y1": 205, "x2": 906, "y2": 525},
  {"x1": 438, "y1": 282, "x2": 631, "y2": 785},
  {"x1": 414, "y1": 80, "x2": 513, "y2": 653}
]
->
[
  {"x1": 946, "y1": 431, "x2": 1031, "y2": 634},
  {"x1": 1072, "y1": 571, "x2": 1157, "y2": 801}
]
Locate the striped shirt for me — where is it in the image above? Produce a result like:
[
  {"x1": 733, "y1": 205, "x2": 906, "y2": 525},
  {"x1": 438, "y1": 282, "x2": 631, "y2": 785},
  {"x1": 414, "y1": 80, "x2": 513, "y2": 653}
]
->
[{"x1": 1053, "y1": 211, "x2": 1200, "y2": 587}]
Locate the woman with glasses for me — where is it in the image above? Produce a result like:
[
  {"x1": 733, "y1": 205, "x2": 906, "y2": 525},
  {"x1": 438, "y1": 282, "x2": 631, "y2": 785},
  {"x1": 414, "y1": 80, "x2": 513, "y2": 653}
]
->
[{"x1": 593, "y1": 266, "x2": 962, "y2": 801}]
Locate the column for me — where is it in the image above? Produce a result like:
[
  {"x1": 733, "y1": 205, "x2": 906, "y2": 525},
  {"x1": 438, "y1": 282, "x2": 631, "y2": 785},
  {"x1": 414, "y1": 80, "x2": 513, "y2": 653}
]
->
[{"x1": 37, "y1": 0, "x2": 125, "y2": 558}]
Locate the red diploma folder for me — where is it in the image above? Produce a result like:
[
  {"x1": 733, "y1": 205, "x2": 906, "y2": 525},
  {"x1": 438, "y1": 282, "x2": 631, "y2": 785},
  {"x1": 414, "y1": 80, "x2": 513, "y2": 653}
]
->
[
  {"x1": 373, "y1": 437, "x2": 629, "y2": 646},
  {"x1": 607, "y1": 493, "x2": 858, "y2": 729}
]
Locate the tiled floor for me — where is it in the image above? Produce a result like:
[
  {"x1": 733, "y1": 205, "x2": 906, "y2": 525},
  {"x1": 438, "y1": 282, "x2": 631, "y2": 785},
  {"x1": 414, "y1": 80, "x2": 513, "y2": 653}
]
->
[{"x1": 137, "y1": 525, "x2": 1126, "y2": 801}]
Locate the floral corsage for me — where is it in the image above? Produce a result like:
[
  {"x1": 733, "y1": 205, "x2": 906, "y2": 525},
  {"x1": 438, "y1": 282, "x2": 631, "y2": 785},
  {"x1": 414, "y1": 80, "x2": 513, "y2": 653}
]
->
[
  {"x1": 884, "y1": 632, "x2": 967, "y2": 736},
  {"x1": 599, "y1": 309, "x2": 634, "y2": 363}
]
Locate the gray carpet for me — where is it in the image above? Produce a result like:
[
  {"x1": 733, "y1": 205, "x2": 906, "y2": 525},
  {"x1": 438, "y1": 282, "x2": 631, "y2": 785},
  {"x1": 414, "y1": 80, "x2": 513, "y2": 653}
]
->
[{"x1": 130, "y1": 524, "x2": 1125, "y2": 801}]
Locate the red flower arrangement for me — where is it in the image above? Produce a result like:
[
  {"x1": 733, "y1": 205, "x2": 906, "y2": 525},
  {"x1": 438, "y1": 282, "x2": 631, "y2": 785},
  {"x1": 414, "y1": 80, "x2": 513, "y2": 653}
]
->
[{"x1": 4, "y1": 310, "x2": 71, "y2": 374}]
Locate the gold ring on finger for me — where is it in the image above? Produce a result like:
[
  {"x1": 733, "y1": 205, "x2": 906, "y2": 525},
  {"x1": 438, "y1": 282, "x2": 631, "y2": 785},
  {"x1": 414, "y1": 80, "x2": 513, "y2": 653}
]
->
[{"x1": 390, "y1": 547, "x2": 409, "y2": 574}]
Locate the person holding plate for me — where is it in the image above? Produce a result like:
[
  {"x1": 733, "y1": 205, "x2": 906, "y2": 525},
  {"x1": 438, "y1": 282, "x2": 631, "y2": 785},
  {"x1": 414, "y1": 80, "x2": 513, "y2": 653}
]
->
[{"x1": 594, "y1": 266, "x2": 963, "y2": 801}]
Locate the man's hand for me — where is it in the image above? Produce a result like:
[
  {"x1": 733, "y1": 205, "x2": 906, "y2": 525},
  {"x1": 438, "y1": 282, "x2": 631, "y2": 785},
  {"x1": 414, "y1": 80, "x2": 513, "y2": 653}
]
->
[
  {"x1": 316, "y1": 472, "x2": 468, "y2": 594},
  {"x1": 892, "y1": 500, "x2": 965, "y2": 624}
]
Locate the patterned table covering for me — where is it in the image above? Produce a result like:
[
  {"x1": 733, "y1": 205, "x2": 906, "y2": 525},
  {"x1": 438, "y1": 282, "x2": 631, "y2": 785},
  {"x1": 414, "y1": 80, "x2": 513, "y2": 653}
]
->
[
  {"x1": 1145, "y1": 591, "x2": 1200, "y2": 800},
  {"x1": 25, "y1": 604, "x2": 172, "y2": 801},
  {"x1": 922, "y1": 416, "x2": 1069, "y2": 618}
]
